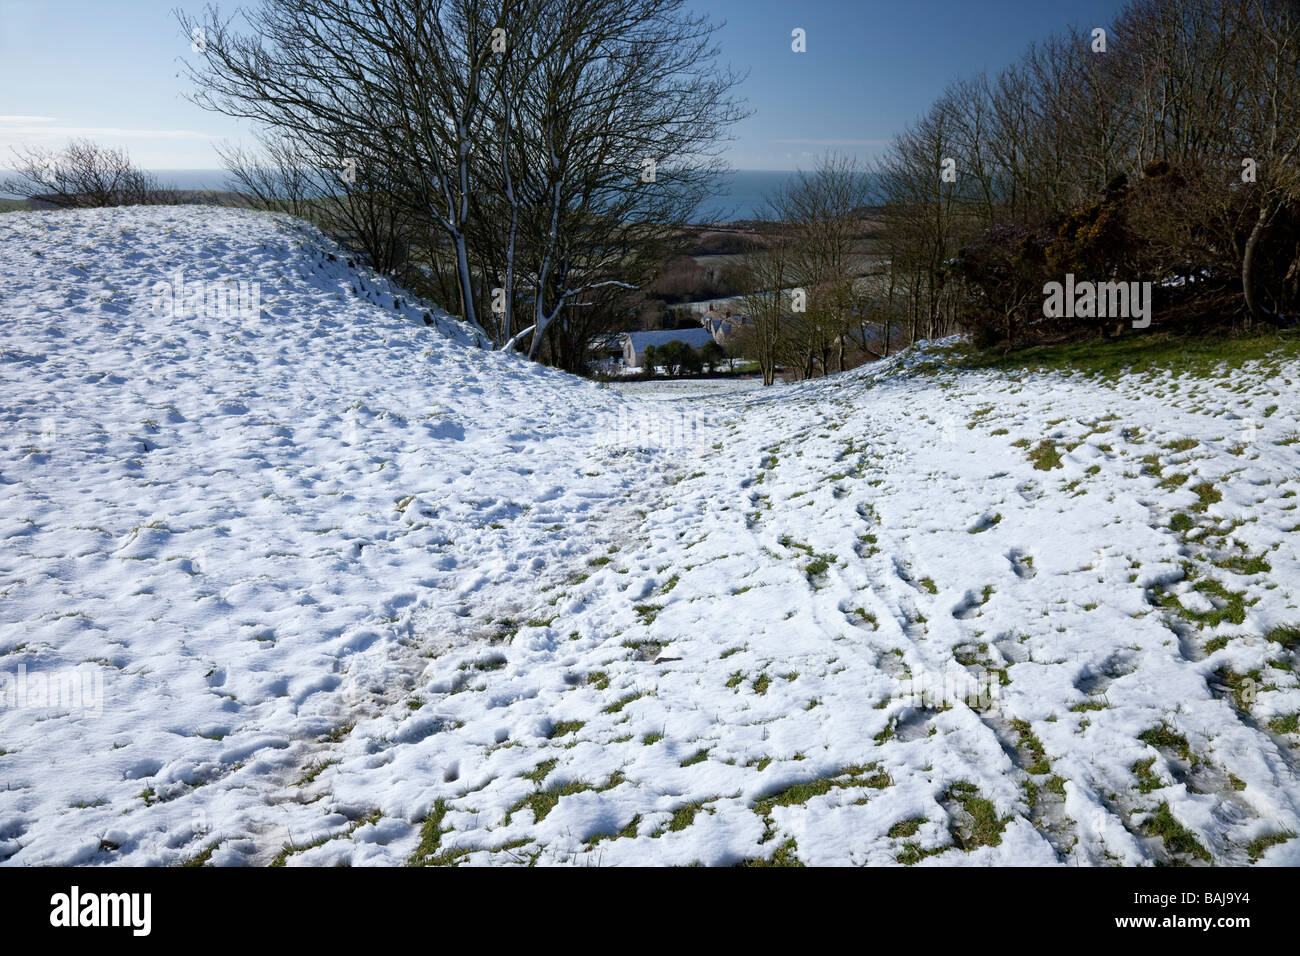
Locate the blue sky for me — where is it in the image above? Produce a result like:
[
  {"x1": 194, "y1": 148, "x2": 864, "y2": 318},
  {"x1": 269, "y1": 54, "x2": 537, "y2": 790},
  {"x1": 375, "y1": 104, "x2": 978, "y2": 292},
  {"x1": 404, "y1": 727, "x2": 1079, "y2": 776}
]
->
[{"x1": 1, "y1": 0, "x2": 1130, "y2": 170}]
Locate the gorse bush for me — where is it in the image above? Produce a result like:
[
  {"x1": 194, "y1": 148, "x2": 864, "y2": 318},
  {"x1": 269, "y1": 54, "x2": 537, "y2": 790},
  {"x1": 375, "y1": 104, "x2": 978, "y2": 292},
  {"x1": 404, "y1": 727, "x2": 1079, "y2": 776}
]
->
[{"x1": 873, "y1": 0, "x2": 1300, "y2": 351}]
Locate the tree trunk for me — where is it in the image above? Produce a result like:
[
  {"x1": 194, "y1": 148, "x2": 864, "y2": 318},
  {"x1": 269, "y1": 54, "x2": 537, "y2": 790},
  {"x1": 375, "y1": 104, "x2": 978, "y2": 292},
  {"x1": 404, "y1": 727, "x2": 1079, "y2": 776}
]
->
[{"x1": 1242, "y1": 204, "x2": 1274, "y2": 323}]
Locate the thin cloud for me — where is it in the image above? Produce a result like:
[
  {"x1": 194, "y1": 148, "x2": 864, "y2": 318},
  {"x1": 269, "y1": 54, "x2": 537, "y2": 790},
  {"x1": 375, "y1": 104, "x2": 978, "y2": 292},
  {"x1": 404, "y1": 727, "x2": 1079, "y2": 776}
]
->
[
  {"x1": 0, "y1": 124, "x2": 215, "y2": 141},
  {"x1": 769, "y1": 137, "x2": 890, "y2": 147},
  {"x1": 0, "y1": 115, "x2": 57, "y2": 123}
]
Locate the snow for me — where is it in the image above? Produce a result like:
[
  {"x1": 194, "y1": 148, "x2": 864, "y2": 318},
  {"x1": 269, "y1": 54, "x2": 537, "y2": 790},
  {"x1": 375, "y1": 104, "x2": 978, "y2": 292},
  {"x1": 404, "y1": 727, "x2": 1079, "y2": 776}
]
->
[{"x1": 2, "y1": 205, "x2": 1299, "y2": 867}]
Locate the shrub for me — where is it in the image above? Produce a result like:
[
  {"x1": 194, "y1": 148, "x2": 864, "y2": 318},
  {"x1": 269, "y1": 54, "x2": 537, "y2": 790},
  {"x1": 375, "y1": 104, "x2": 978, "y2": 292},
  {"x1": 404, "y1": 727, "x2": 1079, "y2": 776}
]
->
[{"x1": 701, "y1": 339, "x2": 726, "y2": 373}]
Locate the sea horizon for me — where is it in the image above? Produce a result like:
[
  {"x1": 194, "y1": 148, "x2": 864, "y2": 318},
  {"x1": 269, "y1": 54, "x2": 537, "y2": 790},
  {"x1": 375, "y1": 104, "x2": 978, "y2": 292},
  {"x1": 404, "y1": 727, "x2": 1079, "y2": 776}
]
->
[{"x1": 3, "y1": 168, "x2": 825, "y2": 221}]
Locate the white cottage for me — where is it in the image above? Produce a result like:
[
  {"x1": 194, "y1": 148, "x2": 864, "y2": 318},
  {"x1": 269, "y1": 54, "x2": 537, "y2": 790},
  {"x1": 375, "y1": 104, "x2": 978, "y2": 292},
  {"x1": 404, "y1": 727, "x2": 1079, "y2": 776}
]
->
[{"x1": 621, "y1": 328, "x2": 717, "y2": 368}]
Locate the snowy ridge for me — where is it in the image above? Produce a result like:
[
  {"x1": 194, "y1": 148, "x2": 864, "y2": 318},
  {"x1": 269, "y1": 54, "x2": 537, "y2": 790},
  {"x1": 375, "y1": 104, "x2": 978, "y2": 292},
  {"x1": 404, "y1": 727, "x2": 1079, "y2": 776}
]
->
[
  {"x1": 0, "y1": 206, "x2": 659, "y2": 864},
  {"x1": 2, "y1": 206, "x2": 1299, "y2": 867}
]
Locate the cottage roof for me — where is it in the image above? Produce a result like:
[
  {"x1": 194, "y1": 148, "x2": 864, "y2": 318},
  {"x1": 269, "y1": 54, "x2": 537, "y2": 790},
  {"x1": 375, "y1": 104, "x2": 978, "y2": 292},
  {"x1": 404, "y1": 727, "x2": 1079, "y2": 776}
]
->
[{"x1": 623, "y1": 328, "x2": 717, "y2": 350}]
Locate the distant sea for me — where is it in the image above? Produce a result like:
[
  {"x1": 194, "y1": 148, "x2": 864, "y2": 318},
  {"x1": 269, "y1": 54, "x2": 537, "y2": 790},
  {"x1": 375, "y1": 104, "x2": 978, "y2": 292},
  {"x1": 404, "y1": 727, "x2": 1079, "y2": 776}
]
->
[
  {"x1": 3, "y1": 168, "x2": 807, "y2": 222},
  {"x1": 138, "y1": 169, "x2": 805, "y2": 221},
  {"x1": 0, "y1": 168, "x2": 233, "y2": 201},
  {"x1": 694, "y1": 170, "x2": 801, "y2": 222}
]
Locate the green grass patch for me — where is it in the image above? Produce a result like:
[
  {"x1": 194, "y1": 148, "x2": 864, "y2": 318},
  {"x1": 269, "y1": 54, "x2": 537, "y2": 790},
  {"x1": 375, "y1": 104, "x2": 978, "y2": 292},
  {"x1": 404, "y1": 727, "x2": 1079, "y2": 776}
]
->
[
  {"x1": 1028, "y1": 441, "x2": 1064, "y2": 471},
  {"x1": 1265, "y1": 625, "x2": 1300, "y2": 650},
  {"x1": 506, "y1": 779, "x2": 593, "y2": 825},
  {"x1": 1216, "y1": 550, "x2": 1271, "y2": 575},
  {"x1": 741, "y1": 837, "x2": 804, "y2": 866},
  {"x1": 680, "y1": 748, "x2": 709, "y2": 767},
  {"x1": 1138, "y1": 724, "x2": 1193, "y2": 762},
  {"x1": 1246, "y1": 830, "x2": 1295, "y2": 862},
  {"x1": 523, "y1": 758, "x2": 558, "y2": 785},
  {"x1": 633, "y1": 604, "x2": 662, "y2": 625},
  {"x1": 1189, "y1": 481, "x2": 1222, "y2": 513},
  {"x1": 888, "y1": 818, "x2": 924, "y2": 839},
  {"x1": 666, "y1": 801, "x2": 708, "y2": 833},
  {"x1": 1216, "y1": 667, "x2": 1261, "y2": 710},
  {"x1": 804, "y1": 553, "x2": 836, "y2": 582},
  {"x1": 1145, "y1": 802, "x2": 1211, "y2": 863},
  {"x1": 182, "y1": 843, "x2": 218, "y2": 867},
  {"x1": 603, "y1": 691, "x2": 647, "y2": 714},
  {"x1": 409, "y1": 800, "x2": 464, "y2": 866},
  {"x1": 295, "y1": 760, "x2": 338, "y2": 787},
  {"x1": 1268, "y1": 712, "x2": 1299, "y2": 735},
  {"x1": 1132, "y1": 757, "x2": 1164, "y2": 794},
  {"x1": 1011, "y1": 719, "x2": 1050, "y2": 775},
  {"x1": 1154, "y1": 574, "x2": 1248, "y2": 628},
  {"x1": 751, "y1": 763, "x2": 892, "y2": 837},
  {"x1": 588, "y1": 814, "x2": 642, "y2": 846},
  {"x1": 549, "y1": 720, "x2": 584, "y2": 739},
  {"x1": 946, "y1": 782, "x2": 1008, "y2": 851},
  {"x1": 950, "y1": 329, "x2": 1300, "y2": 381}
]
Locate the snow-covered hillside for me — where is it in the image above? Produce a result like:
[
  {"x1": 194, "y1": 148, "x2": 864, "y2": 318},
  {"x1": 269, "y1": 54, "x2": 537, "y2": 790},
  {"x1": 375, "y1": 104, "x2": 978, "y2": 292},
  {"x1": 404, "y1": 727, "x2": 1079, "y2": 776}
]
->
[
  {"x1": 2, "y1": 206, "x2": 1298, "y2": 866},
  {"x1": 0, "y1": 206, "x2": 659, "y2": 864}
]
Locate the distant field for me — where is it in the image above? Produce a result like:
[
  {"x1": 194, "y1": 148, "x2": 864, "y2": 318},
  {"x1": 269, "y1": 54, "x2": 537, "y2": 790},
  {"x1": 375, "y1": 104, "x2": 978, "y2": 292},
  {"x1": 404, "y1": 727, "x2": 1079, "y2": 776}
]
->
[{"x1": 0, "y1": 199, "x2": 28, "y2": 213}]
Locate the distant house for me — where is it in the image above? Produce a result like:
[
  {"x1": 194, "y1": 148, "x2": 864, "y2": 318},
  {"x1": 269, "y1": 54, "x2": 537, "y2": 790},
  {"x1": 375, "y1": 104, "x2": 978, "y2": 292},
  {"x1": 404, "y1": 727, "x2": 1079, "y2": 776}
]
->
[
  {"x1": 621, "y1": 328, "x2": 717, "y2": 368},
  {"x1": 589, "y1": 333, "x2": 624, "y2": 361},
  {"x1": 700, "y1": 309, "x2": 750, "y2": 344}
]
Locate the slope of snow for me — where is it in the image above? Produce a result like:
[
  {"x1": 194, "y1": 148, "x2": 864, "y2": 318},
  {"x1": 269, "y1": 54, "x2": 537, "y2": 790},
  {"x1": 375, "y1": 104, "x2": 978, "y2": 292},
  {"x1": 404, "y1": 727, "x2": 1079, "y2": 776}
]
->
[
  {"x1": 0, "y1": 206, "x2": 662, "y2": 864},
  {"x1": 2, "y1": 205, "x2": 1298, "y2": 867}
]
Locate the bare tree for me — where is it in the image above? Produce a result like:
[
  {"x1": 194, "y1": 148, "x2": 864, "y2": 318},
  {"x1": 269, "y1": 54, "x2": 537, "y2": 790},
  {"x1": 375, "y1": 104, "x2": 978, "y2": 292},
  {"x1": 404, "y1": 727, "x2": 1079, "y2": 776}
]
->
[
  {"x1": 874, "y1": 0, "x2": 1300, "y2": 344},
  {"x1": 180, "y1": 0, "x2": 744, "y2": 361},
  {"x1": 771, "y1": 153, "x2": 872, "y2": 374},
  {"x1": 735, "y1": 219, "x2": 793, "y2": 386},
  {"x1": 3, "y1": 139, "x2": 163, "y2": 208},
  {"x1": 1231, "y1": 0, "x2": 1300, "y2": 322},
  {"x1": 875, "y1": 99, "x2": 968, "y2": 342},
  {"x1": 217, "y1": 132, "x2": 413, "y2": 277},
  {"x1": 179, "y1": 0, "x2": 510, "y2": 332},
  {"x1": 504, "y1": 0, "x2": 745, "y2": 361}
]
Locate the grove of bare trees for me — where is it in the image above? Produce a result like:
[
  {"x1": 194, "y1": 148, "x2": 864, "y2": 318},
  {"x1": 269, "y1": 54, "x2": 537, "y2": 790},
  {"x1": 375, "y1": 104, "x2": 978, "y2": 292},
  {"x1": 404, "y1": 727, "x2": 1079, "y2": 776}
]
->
[
  {"x1": 178, "y1": 0, "x2": 745, "y2": 370},
  {"x1": 732, "y1": 154, "x2": 878, "y2": 383},
  {"x1": 870, "y1": 0, "x2": 1300, "y2": 349},
  {"x1": 2, "y1": 139, "x2": 166, "y2": 209}
]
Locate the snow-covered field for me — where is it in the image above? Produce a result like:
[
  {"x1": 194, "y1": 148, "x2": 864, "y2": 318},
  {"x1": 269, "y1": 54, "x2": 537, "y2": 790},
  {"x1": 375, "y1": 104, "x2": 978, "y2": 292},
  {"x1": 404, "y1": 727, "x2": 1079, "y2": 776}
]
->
[
  {"x1": 2, "y1": 206, "x2": 1298, "y2": 866},
  {"x1": 609, "y1": 376, "x2": 765, "y2": 400}
]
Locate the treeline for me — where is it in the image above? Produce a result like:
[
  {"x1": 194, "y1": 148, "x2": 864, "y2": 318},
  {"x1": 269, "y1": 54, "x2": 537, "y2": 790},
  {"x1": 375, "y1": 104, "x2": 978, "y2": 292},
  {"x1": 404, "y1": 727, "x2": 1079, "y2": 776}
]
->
[
  {"x1": 642, "y1": 339, "x2": 727, "y2": 377},
  {"x1": 871, "y1": 0, "x2": 1300, "y2": 349},
  {"x1": 179, "y1": 0, "x2": 744, "y2": 371},
  {"x1": 728, "y1": 154, "x2": 884, "y2": 385},
  {"x1": 3, "y1": 140, "x2": 172, "y2": 209},
  {"x1": 648, "y1": 254, "x2": 748, "y2": 305}
]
